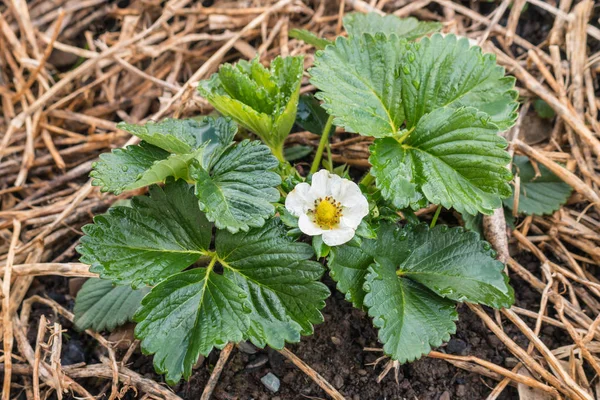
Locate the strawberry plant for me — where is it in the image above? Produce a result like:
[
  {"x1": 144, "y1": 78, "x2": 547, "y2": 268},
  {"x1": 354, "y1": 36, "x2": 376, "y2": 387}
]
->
[{"x1": 76, "y1": 12, "x2": 517, "y2": 384}]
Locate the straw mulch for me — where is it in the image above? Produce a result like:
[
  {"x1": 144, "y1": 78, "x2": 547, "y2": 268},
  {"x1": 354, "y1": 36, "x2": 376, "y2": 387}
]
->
[{"x1": 1, "y1": 0, "x2": 600, "y2": 399}]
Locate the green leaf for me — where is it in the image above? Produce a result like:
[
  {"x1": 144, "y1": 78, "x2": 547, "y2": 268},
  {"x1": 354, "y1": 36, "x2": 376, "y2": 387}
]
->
[
  {"x1": 198, "y1": 56, "x2": 304, "y2": 160},
  {"x1": 393, "y1": 224, "x2": 513, "y2": 308},
  {"x1": 364, "y1": 258, "x2": 457, "y2": 363},
  {"x1": 310, "y1": 34, "x2": 407, "y2": 138},
  {"x1": 284, "y1": 145, "x2": 313, "y2": 161},
  {"x1": 216, "y1": 220, "x2": 329, "y2": 348},
  {"x1": 192, "y1": 140, "x2": 281, "y2": 233},
  {"x1": 134, "y1": 268, "x2": 248, "y2": 384},
  {"x1": 310, "y1": 33, "x2": 518, "y2": 137},
  {"x1": 343, "y1": 12, "x2": 441, "y2": 40},
  {"x1": 369, "y1": 107, "x2": 513, "y2": 215},
  {"x1": 400, "y1": 34, "x2": 518, "y2": 131},
  {"x1": 91, "y1": 117, "x2": 237, "y2": 194},
  {"x1": 296, "y1": 94, "x2": 334, "y2": 136},
  {"x1": 289, "y1": 29, "x2": 332, "y2": 50},
  {"x1": 504, "y1": 155, "x2": 572, "y2": 215},
  {"x1": 90, "y1": 142, "x2": 171, "y2": 195},
  {"x1": 328, "y1": 223, "x2": 401, "y2": 308},
  {"x1": 77, "y1": 179, "x2": 212, "y2": 287},
  {"x1": 73, "y1": 278, "x2": 150, "y2": 332},
  {"x1": 133, "y1": 220, "x2": 329, "y2": 383},
  {"x1": 312, "y1": 235, "x2": 330, "y2": 258},
  {"x1": 332, "y1": 223, "x2": 512, "y2": 362},
  {"x1": 118, "y1": 118, "x2": 234, "y2": 154}
]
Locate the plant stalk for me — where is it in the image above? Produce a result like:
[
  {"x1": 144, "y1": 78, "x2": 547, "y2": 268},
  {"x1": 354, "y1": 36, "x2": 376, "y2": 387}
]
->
[
  {"x1": 272, "y1": 144, "x2": 286, "y2": 164},
  {"x1": 360, "y1": 173, "x2": 375, "y2": 187},
  {"x1": 310, "y1": 115, "x2": 334, "y2": 174},
  {"x1": 430, "y1": 205, "x2": 442, "y2": 228}
]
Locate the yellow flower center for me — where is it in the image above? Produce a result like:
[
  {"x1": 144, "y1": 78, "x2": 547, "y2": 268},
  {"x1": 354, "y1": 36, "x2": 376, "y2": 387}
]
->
[{"x1": 312, "y1": 196, "x2": 342, "y2": 229}]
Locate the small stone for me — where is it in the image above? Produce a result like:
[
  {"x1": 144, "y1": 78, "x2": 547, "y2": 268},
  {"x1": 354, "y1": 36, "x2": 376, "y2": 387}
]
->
[
  {"x1": 261, "y1": 373, "x2": 280, "y2": 393},
  {"x1": 357, "y1": 369, "x2": 368, "y2": 376},
  {"x1": 487, "y1": 334, "x2": 501, "y2": 347},
  {"x1": 331, "y1": 336, "x2": 342, "y2": 346},
  {"x1": 353, "y1": 395, "x2": 360, "y2": 400},
  {"x1": 456, "y1": 384, "x2": 466, "y2": 397},
  {"x1": 439, "y1": 391, "x2": 451, "y2": 400},
  {"x1": 237, "y1": 341, "x2": 258, "y2": 354},
  {"x1": 62, "y1": 339, "x2": 86, "y2": 366},
  {"x1": 505, "y1": 357, "x2": 519, "y2": 368},
  {"x1": 446, "y1": 338, "x2": 467, "y2": 355},
  {"x1": 246, "y1": 354, "x2": 269, "y2": 369},
  {"x1": 333, "y1": 374, "x2": 344, "y2": 389}
]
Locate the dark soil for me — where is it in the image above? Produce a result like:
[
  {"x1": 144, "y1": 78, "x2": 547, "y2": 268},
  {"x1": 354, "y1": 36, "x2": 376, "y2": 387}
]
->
[{"x1": 24, "y1": 250, "x2": 575, "y2": 400}]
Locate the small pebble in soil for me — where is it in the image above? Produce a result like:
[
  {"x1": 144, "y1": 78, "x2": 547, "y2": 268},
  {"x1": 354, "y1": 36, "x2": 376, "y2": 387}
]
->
[
  {"x1": 261, "y1": 372, "x2": 280, "y2": 393},
  {"x1": 439, "y1": 391, "x2": 451, "y2": 400},
  {"x1": 505, "y1": 357, "x2": 519, "y2": 368},
  {"x1": 331, "y1": 336, "x2": 342, "y2": 346},
  {"x1": 446, "y1": 338, "x2": 467, "y2": 355},
  {"x1": 333, "y1": 374, "x2": 344, "y2": 389},
  {"x1": 62, "y1": 339, "x2": 86, "y2": 365},
  {"x1": 456, "y1": 384, "x2": 467, "y2": 397},
  {"x1": 357, "y1": 369, "x2": 368, "y2": 376},
  {"x1": 237, "y1": 341, "x2": 258, "y2": 354},
  {"x1": 246, "y1": 354, "x2": 268, "y2": 369}
]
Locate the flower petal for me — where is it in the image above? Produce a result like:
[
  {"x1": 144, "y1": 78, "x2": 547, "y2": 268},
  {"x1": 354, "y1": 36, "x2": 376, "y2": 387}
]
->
[
  {"x1": 309, "y1": 169, "x2": 334, "y2": 199},
  {"x1": 322, "y1": 226, "x2": 356, "y2": 246},
  {"x1": 285, "y1": 182, "x2": 314, "y2": 216},
  {"x1": 298, "y1": 214, "x2": 325, "y2": 236},
  {"x1": 334, "y1": 179, "x2": 368, "y2": 208},
  {"x1": 341, "y1": 205, "x2": 368, "y2": 230}
]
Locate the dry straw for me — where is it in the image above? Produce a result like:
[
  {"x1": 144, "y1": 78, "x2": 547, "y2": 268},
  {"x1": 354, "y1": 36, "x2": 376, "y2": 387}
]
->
[{"x1": 1, "y1": 0, "x2": 600, "y2": 399}]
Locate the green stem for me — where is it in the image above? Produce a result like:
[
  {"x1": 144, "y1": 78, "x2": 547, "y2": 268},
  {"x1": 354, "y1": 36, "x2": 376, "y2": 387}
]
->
[
  {"x1": 310, "y1": 115, "x2": 334, "y2": 174},
  {"x1": 272, "y1": 145, "x2": 286, "y2": 164},
  {"x1": 430, "y1": 205, "x2": 442, "y2": 228},
  {"x1": 206, "y1": 255, "x2": 218, "y2": 273},
  {"x1": 326, "y1": 142, "x2": 333, "y2": 172},
  {"x1": 360, "y1": 173, "x2": 375, "y2": 187}
]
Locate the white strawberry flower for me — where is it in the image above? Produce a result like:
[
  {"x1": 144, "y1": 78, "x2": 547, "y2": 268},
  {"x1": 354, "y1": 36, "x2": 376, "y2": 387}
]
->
[{"x1": 285, "y1": 170, "x2": 369, "y2": 246}]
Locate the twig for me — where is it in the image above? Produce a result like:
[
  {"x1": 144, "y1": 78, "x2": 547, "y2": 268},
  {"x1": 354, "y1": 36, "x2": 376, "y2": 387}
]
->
[
  {"x1": 278, "y1": 347, "x2": 345, "y2": 400},
  {"x1": 200, "y1": 342, "x2": 235, "y2": 400},
  {"x1": 2, "y1": 220, "x2": 21, "y2": 400}
]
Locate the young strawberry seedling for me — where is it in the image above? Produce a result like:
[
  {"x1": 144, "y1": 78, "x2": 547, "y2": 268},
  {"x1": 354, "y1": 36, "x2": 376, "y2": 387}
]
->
[{"x1": 76, "y1": 12, "x2": 519, "y2": 384}]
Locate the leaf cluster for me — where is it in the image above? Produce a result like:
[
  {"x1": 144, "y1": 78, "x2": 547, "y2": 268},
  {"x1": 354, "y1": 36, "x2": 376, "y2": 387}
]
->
[
  {"x1": 76, "y1": 11, "x2": 518, "y2": 385},
  {"x1": 198, "y1": 56, "x2": 304, "y2": 162},
  {"x1": 310, "y1": 31, "x2": 519, "y2": 215},
  {"x1": 91, "y1": 116, "x2": 280, "y2": 233},
  {"x1": 78, "y1": 179, "x2": 328, "y2": 383}
]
